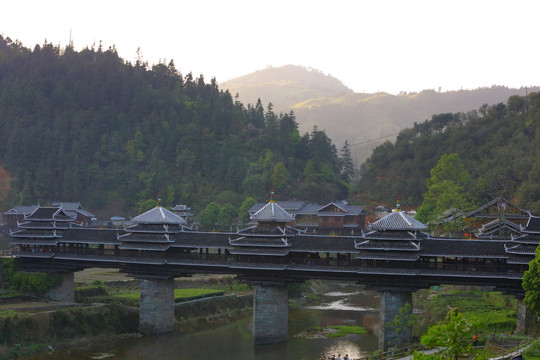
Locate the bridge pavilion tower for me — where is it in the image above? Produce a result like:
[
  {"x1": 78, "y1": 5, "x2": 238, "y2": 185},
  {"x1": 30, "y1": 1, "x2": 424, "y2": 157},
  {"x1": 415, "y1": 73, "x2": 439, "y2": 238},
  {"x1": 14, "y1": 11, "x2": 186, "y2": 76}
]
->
[
  {"x1": 120, "y1": 202, "x2": 189, "y2": 335},
  {"x1": 356, "y1": 200, "x2": 428, "y2": 350},
  {"x1": 231, "y1": 192, "x2": 296, "y2": 344},
  {"x1": 9, "y1": 205, "x2": 81, "y2": 302}
]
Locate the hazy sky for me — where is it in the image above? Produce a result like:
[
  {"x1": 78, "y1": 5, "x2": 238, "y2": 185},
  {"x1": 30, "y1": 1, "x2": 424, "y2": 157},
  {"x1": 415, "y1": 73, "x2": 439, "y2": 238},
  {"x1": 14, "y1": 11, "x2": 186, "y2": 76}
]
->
[{"x1": 2, "y1": 0, "x2": 539, "y2": 94}]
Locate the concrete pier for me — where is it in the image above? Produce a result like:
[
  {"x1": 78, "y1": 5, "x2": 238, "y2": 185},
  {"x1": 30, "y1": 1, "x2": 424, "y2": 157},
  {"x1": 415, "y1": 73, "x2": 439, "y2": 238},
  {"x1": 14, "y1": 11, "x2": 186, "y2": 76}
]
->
[
  {"x1": 379, "y1": 291, "x2": 413, "y2": 350},
  {"x1": 139, "y1": 277, "x2": 175, "y2": 335},
  {"x1": 253, "y1": 284, "x2": 289, "y2": 344},
  {"x1": 47, "y1": 272, "x2": 74, "y2": 303},
  {"x1": 516, "y1": 299, "x2": 535, "y2": 334}
]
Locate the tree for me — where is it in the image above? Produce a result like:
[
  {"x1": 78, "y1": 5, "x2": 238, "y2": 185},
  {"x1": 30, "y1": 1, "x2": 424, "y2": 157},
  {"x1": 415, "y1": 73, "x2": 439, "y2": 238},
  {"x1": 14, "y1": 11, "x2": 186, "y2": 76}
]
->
[
  {"x1": 238, "y1": 197, "x2": 256, "y2": 225},
  {"x1": 199, "y1": 202, "x2": 221, "y2": 230},
  {"x1": 217, "y1": 203, "x2": 237, "y2": 228},
  {"x1": 339, "y1": 140, "x2": 355, "y2": 182},
  {"x1": 414, "y1": 308, "x2": 480, "y2": 360},
  {"x1": 271, "y1": 162, "x2": 290, "y2": 192},
  {"x1": 416, "y1": 154, "x2": 475, "y2": 234},
  {"x1": 522, "y1": 246, "x2": 540, "y2": 316},
  {"x1": 426, "y1": 153, "x2": 471, "y2": 189}
]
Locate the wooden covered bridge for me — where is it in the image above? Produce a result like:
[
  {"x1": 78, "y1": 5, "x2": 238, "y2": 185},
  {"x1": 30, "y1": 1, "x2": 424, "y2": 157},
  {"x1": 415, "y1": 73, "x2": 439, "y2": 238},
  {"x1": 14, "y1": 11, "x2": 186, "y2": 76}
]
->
[{"x1": 6, "y1": 197, "x2": 540, "y2": 349}]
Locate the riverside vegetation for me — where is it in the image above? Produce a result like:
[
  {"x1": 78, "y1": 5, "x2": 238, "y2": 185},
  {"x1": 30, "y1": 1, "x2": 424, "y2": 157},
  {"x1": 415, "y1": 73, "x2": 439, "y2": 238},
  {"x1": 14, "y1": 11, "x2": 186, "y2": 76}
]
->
[
  {"x1": 0, "y1": 259, "x2": 536, "y2": 360},
  {"x1": 0, "y1": 262, "x2": 255, "y2": 360}
]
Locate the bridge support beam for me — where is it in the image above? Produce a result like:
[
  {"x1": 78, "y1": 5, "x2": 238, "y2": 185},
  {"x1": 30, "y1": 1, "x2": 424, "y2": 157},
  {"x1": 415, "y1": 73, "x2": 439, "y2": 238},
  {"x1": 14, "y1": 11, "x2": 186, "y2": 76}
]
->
[
  {"x1": 379, "y1": 291, "x2": 413, "y2": 350},
  {"x1": 253, "y1": 284, "x2": 288, "y2": 344},
  {"x1": 47, "y1": 272, "x2": 75, "y2": 303},
  {"x1": 516, "y1": 299, "x2": 535, "y2": 334},
  {"x1": 139, "y1": 278, "x2": 175, "y2": 335}
]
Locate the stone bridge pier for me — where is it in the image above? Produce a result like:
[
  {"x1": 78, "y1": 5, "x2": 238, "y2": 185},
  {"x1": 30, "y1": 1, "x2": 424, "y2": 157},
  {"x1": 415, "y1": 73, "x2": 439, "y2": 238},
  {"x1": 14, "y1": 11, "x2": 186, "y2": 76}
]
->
[
  {"x1": 47, "y1": 271, "x2": 75, "y2": 303},
  {"x1": 516, "y1": 298, "x2": 535, "y2": 334},
  {"x1": 139, "y1": 277, "x2": 175, "y2": 335},
  {"x1": 252, "y1": 283, "x2": 289, "y2": 344},
  {"x1": 379, "y1": 290, "x2": 413, "y2": 350}
]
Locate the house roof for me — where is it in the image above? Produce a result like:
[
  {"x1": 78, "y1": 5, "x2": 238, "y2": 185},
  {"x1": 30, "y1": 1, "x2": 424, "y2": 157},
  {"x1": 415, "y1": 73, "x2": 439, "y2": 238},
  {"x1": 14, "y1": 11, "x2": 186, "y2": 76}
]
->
[
  {"x1": 3, "y1": 205, "x2": 38, "y2": 215},
  {"x1": 51, "y1": 202, "x2": 82, "y2": 211},
  {"x1": 172, "y1": 204, "x2": 191, "y2": 211},
  {"x1": 523, "y1": 216, "x2": 540, "y2": 233},
  {"x1": 131, "y1": 206, "x2": 188, "y2": 225},
  {"x1": 465, "y1": 197, "x2": 529, "y2": 219},
  {"x1": 368, "y1": 211, "x2": 427, "y2": 231},
  {"x1": 249, "y1": 201, "x2": 306, "y2": 214},
  {"x1": 248, "y1": 201, "x2": 366, "y2": 216},
  {"x1": 25, "y1": 206, "x2": 76, "y2": 222}
]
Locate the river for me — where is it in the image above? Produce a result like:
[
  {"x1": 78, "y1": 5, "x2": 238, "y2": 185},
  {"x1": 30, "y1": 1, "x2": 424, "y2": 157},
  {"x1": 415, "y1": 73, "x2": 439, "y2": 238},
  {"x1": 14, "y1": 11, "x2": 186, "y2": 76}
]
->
[{"x1": 22, "y1": 282, "x2": 381, "y2": 360}]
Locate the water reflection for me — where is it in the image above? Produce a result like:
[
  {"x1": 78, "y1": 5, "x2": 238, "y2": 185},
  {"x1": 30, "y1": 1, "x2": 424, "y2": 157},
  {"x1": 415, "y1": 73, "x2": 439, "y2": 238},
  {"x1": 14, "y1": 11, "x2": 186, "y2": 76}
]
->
[{"x1": 21, "y1": 283, "x2": 380, "y2": 360}]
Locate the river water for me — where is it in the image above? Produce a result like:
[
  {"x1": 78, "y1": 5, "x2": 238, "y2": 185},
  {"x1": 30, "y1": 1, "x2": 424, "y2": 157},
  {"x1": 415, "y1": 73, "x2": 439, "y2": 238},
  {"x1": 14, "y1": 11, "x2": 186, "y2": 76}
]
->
[{"x1": 24, "y1": 282, "x2": 381, "y2": 360}]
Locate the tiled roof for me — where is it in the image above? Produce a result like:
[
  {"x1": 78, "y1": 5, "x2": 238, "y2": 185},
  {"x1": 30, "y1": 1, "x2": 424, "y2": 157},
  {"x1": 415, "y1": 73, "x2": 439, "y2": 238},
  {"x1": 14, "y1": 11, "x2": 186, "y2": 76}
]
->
[
  {"x1": 369, "y1": 211, "x2": 427, "y2": 231},
  {"x1": 62, "y1": 228, "x2": 122, "y2": 243},
  {"x1": 172, "y1": 204, "x2": 191, "y2": 211},
  {"x1": 3, "y1": 205, "x2": 38, "y2": 215},
  {"x1": 25, "y1": 206, "x2": 76, "y2": 222},
  {"x1": 465, "y1": 197, "x2": 529, "y2": 218},
  {"x1": 421, "y1": 238, "x2": 507, "y2": 258},
  {"x1": 524, "y1": 216, "x2": 540, "y2": 233},
  {"x1": 250, "y1": 201, "x2": 294, "y2": 223},
  {"x1": 131, "y1": 206, "x2": 188, "y2": 225},
  {"x1": 249, "y1": 201, "x2": 306, "y2": 214},
  {"x1": 52, "y1": 202, "x2": 82, "y2": 210}
]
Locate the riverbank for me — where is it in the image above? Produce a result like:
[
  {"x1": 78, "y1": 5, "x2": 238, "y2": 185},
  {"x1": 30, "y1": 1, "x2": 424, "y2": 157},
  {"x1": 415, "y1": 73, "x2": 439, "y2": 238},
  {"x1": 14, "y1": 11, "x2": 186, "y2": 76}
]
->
[{"x1": 0, "y1": 271, "x2": 254, "y2": 360}]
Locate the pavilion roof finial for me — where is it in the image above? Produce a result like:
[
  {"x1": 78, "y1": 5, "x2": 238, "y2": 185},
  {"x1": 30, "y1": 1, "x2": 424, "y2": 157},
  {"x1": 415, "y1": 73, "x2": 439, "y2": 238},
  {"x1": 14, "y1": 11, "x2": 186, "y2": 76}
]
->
[
  {"x1": 269, "y1": 188, "x2": 276, "y2": 203},
  {"x1": 396, "y1": 197, "x2": 401, "y2": 212}
]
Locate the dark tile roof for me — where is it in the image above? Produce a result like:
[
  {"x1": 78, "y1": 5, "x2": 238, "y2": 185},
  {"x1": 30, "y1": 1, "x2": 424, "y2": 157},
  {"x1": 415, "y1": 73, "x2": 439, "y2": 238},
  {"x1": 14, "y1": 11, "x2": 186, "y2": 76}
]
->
[
  {"x1": 421, "y1": 238, "x2": 507, "y2": 258},
  {"x1": 525, "y1": 216, "x2": 540, "y2": 233},
  {"x1": 504, "y1": 243, "x2": 537, "y2": 255},
  {"x1": 10, "y1": 229, "x2": 59, "y2": 238},
  {"x1": 465, "y1": 197, "x2": 529, "y2": 219},
  {"x1": 62, "y1": 228, "x2": 122, "y2": 243},
  {"x1": 26, "y1": 206, "x2": 76, "y2": 221},
  {"x1": 3, "y1": 205, "x2": 38, "y2": 215},
  {"x1": 289, "y1": 235, "x2": 358, "y2": 253}
]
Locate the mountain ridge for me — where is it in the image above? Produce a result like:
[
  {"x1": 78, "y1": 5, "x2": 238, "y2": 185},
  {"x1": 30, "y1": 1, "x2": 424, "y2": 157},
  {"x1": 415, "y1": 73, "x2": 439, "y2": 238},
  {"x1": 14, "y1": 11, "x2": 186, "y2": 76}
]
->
[{"x1": 220, "y1": 65, "x2": 539, "y2": 162}]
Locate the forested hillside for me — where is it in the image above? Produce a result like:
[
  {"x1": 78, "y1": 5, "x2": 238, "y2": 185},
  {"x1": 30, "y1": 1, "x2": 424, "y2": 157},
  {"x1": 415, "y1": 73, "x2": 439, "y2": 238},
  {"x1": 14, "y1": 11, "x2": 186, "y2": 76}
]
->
[
  {"x1": 0, "y1": 36, "x2": 353, "y2": 217},
  {"x1": 354, "y1": 93, "x2": 540, "y2": 213},
  {"x1": 222, "y1": 65, "x2": 537, "y2": 163}
]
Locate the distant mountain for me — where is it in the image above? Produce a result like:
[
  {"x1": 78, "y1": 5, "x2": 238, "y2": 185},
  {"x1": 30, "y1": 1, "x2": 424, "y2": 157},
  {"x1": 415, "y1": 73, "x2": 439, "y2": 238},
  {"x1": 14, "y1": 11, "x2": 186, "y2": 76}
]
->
[
  {"x1": 221, "y1": 64, "x2": 353, "y2": 107},
  {"x1": 220, "y1": 65, "x2": 539, "y2": 164}
]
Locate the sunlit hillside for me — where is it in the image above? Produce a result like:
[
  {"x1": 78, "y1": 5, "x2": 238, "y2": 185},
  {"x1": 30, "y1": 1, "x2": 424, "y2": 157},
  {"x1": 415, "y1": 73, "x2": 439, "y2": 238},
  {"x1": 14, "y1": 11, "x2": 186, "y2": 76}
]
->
[{"x1": 221, "y1": 65, "x2": 538, "y2": 163}]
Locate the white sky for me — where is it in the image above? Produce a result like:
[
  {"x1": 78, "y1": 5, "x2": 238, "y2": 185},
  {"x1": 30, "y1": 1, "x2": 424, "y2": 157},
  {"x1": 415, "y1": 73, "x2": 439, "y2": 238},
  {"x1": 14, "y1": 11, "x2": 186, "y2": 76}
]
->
[{"x1": 1, "y1": 0, "x2": 539, "y2": 94}]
